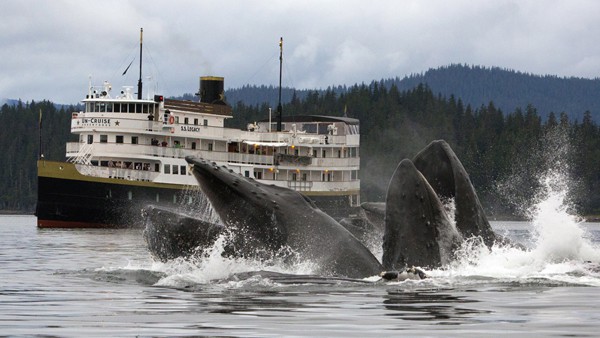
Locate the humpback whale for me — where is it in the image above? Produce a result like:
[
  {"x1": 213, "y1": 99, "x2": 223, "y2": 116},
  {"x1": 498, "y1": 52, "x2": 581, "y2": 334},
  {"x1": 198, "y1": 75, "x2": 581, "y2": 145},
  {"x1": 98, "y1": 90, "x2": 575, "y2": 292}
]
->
[
  {"x1": 143, "y1": 140, "x2": 507, "y2": 277},
  {"x1": 383, "y1": 140, "x2": 515, "y2": 269},
  {"x1": 412, "y1": 140, "x2": 499, "y2": 247},
  {"x1": 183, "y1": 156, "x2": 383, "y2": 278},
  {"x1": 383, "y1": 159, "x2": 462, "y2": 270},
  {"x1": 142, "y1": 205, "x2": 223, "y2": 261}
]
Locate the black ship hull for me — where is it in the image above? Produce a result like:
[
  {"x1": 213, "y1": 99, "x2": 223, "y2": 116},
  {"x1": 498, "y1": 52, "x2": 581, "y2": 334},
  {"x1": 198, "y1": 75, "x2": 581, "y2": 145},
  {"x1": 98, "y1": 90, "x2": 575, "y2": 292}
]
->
[{"x1": 36, "y1": 160, "x2": 189, "y2": 228}]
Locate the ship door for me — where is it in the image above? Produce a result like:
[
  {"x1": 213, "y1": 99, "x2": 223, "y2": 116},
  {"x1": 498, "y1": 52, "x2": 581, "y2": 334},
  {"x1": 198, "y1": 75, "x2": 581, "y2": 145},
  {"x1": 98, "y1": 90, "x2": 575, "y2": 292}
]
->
[{"x1": 87, "y1": 135, "x2": 93, "y2": 144}]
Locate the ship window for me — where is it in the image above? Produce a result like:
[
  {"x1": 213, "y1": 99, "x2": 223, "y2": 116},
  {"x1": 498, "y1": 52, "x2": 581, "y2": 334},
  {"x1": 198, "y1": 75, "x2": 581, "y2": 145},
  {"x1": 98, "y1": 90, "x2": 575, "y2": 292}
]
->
[
  {"x1": 255, "y1": 171, "x2": 262, "y2": 179},
  {"x1": 155, "y1": 163, "x2": 160, "y2": 172},
  {"x1": 191, "y1": 142, "x2": 196, "y2": 150},
  {"x1": 203, "y1": 119, "x2": 208, "y2": 126},
  {"x1": 142, "y1": 104, "x2": 149, "y2": 114},
  {"x1": 100, "y1": 135, "x2": 107, "y2": 143},
  {"x1": 304, "y1": 124, "x2": 317, "y2": 133},
  {"x1": 128, "y1": 103, "x2": 135, "y2": 113},
  {"x1": 322, "y1": 150, "x2": 326, "y2": 158},
  {"x1": 172, "y1": 165, "x2": 179, "y2": 175},
  {"x1": 114, "y1": 104, "x2": 121, "y2": 113},
  {"x1": 292, "y1": 173, "x2": 297, "y2": 181},
  {"x1": 313, "y1": 150, "x2": 317, "y2": 157},
  {"x1": 136, "y1": 104, "x2": 142, "y2": 113},
  {"x1": 87, "y1": 135, "x2": 93, "y2": 144},
  {"x1": 184, "y1": 117, "x2": 189, "y2": 124},
  {"x1": 180, "y1": 166, "x2": 186, "y2": 175},
  {"x1": 116, "y1": 135, "x2": 124, "y2": 144},
  {"x1": 106, "y1": 103, "x2": 113, "y2": 112},
  {"x1": 164, "y1": 164, "x2": 170, "y2": 174},
  {"x1": 128, "y1": 191, "x2": 132, "y2": 200},
  {"x1": 131, "y1": 136, "x2": 138, "y2": 144},
  {"x1": 100, "y1": 160, "x2": 108, "y2": 167},
  {"x1": 245, "y1": 171, "x2": 250, "y2": 177},
  {"x1": 338, "y1": 150, "x2": 341, "y2": 158},
  {"x1": 318, "y1": 124, "x2": 328, "y2": 134},
  {"x1": 194, "y1": 118, "x2": 198, "y2": 125},
  {"x1": 294, "y1": 149, "x2": 299, "y2": 156},
  {"x1": 302, "y1": 173, "x2": 307, "y2": 181},
  {"x1": 208, "y1": 143, "x2": 213, "y2": 151}
]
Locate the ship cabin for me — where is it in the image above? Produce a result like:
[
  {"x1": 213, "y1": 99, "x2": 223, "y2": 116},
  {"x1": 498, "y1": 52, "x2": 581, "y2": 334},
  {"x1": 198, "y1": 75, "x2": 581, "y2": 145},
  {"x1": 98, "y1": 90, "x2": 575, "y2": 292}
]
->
[{"x1": 66, "y1": 76, "x2": 361, "y2": 210}]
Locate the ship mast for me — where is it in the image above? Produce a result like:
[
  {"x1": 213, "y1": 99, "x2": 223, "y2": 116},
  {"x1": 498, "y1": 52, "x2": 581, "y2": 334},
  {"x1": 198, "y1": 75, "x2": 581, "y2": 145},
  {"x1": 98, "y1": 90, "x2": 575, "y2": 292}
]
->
[
  {"x1": 137, "y1": 28, "x2": 143, "y2": 100},
  {"x1": 277, "y1": 37, "x2": 283, "y2": 132}
]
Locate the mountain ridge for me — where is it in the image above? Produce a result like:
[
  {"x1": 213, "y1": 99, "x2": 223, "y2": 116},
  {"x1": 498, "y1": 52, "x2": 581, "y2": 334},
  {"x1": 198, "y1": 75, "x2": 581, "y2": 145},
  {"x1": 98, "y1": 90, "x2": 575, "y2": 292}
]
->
[{"x1": 223, "y1": 64, "x2": 600, "y2": 122}]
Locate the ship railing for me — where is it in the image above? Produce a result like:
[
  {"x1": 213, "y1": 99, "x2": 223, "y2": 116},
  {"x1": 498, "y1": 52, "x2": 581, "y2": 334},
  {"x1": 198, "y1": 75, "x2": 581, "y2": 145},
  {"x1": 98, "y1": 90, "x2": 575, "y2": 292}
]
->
[
  {"x1": 310, "y1": 157, "x2": 360, "y2": 167},
  {"x1": 67, "y1": 142, "x2": 361, "y2": 169},
  {"x1": 67, "y1": 142, "x2": 93, "y2": 164},
  {"x1": 227, "y1": 152, "x2": 273, "y2": 165},
  {"x1": 259, "y1": 179, "x2": 359, "y2": 193},
  {"x1": 67, "y1": 142, "x2": 275, "y2": 165},
  {"x1": 308, "y1": 180, "x2": 360, "y2": 192},
  {"x1": 286, "y1": 180, "x2": 313, "y2": 191},
  {"x1": 67, "y1": 143, "x2": 95, "y2": 175},
  {"x1": 74, "y1": 163, "x2": 160, "y2": 182}
]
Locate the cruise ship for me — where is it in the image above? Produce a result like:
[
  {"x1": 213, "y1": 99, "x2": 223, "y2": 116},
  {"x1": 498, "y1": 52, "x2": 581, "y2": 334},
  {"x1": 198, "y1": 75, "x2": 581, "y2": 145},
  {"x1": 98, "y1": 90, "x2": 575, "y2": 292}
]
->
[{"x1": 36, "y1": 36, "x2": 361, "y2": 228}]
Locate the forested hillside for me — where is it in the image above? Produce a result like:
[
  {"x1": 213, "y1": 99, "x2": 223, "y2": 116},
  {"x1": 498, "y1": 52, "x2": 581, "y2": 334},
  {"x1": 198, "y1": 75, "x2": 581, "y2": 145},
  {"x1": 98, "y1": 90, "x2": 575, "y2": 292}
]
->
[
  {"x1": 0, "y1": 101, "x2": 76, "y2": 211},
  {"x1": 2, "y1": 82, "x2": 600, "y2": 217},
  {"x1": 392, "y1": 64, "x2": 600, "y2": 123},
  {"x1": 222, "y1": 64, "x2": 600, "y2": 123}
]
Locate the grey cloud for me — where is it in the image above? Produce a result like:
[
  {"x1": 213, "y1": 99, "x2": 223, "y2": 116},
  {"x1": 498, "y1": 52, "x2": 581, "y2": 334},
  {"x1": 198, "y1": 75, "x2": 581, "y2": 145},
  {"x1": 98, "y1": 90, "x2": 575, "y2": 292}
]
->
[{"x1": 1, "y1": 0, "x2": 599, "y2": 103}]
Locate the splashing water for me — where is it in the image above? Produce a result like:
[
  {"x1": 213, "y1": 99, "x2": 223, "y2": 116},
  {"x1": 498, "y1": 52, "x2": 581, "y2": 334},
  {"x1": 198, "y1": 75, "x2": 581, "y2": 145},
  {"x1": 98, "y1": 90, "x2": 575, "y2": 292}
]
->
[
  {"x1": 150, "y1": 229, "x2": 320, "y2": 288},
  {"x1": 529, "y1": 171, "x2": 598, "y2": 264},
  {"x1": 177, "y1": 185, "x2": 221, "y2": 224},
  {"x1": 435, "y1": 167, "x2": 600, "y2": 286}
]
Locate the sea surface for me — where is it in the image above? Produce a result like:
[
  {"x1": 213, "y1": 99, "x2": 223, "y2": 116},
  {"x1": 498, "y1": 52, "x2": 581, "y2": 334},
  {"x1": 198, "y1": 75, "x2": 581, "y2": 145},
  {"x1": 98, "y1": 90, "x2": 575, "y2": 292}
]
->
[{"x1": 2, "y1": 192, "x2": 600, "y2": 336}]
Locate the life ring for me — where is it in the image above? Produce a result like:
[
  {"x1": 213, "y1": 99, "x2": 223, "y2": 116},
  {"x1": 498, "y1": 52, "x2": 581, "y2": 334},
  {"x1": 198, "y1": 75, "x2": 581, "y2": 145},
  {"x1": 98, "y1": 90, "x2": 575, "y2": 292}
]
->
[{"x1": 168, "y1": 115, "x2": 175, "y2": 124}]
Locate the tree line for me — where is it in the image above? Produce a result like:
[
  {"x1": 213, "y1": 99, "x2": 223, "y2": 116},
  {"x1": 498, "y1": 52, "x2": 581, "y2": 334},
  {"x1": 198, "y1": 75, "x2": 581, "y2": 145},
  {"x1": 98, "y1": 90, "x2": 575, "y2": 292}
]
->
[
  {"x1": 1, "y1": 83, "x2": 599, "y2": 217},
  {"x1": 0, "y1": 100, "x2": 76, "y2": 211}
]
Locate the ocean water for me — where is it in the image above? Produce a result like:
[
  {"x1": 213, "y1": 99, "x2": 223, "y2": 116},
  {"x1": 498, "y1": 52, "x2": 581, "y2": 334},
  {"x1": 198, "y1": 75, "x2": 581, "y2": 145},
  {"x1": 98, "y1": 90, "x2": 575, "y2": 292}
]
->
[{"x1": 2, "y1": 184, "x2": 600, "y2": 336}]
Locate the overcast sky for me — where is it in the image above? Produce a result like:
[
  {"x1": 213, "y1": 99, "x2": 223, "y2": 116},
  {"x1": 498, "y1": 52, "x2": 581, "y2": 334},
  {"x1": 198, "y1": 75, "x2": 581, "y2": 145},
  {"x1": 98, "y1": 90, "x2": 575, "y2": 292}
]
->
[{"x1": 1, "y1": 0, "x2": 599, "y2": 104}]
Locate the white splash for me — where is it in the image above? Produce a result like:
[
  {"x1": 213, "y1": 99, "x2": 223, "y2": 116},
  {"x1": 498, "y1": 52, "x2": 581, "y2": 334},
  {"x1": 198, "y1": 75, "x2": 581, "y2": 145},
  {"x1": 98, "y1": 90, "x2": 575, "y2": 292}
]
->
[
  {"x1": 153, "y1": 231, "x2": 319, "y2": 288},
  {"x1": 432, "y1": 167, "x2": 600, "y2": 286}
]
